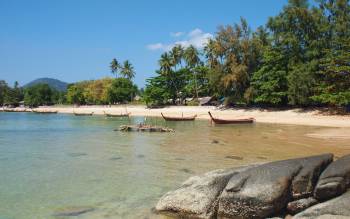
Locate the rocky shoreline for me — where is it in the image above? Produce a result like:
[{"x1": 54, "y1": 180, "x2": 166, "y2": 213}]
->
[{"x1": 155, "y1": 154, "x2": 350, "y2": 219}]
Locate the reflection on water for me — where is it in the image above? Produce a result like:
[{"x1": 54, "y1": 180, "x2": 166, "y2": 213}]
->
[{"x1": 0, "y1": 112, "x2": 349, "y2": 219}]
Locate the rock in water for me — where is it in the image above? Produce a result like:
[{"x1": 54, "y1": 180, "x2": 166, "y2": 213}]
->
[
  {"x1": 293, "y1": 190, "x2": 350, "y2": 218},
  {"x1": 314, "y1": 154, "x2": 350, "y2": 201},
  {"x1": 155, "y1": 166, "x2": 254, "y2": 219},
  {"x1": 217, "y1": 154, "x2": 333, "y2": 219}
]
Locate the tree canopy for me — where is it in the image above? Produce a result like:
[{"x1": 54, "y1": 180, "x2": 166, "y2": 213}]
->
[{"x1": 144, "y1": 0, "x2": 350, "y2": 108}]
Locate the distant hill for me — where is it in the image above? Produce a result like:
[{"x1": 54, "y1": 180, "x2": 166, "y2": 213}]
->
[{"x1": 24, "y1": 78, "x2": 68, "y2": 91}]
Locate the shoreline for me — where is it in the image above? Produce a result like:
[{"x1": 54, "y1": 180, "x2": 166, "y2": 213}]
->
[{"x1": 6, "y1": 105, "x2": 350, "y2": 128}]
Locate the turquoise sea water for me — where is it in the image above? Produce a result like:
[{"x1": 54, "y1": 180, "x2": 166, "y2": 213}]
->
[{"x1": 0, "y1": 112, "x2": 349, "y2": 219}]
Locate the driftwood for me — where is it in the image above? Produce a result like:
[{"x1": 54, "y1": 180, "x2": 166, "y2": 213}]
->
[{"x1": 116, "y1": 124, "x2": 174, "y2": 132}]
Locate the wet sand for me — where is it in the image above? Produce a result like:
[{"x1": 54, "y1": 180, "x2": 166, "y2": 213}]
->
[
  {"x1": 5, "y1": 105, "x2": 350, "y2": 139},
  {"x1": 30, "y1": 105, "x2": 350, "y2": 127}
]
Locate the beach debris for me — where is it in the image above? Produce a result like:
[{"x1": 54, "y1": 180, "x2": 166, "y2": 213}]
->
[
  {"x1": 116, "y1": 124, "x2": 174, "y2": 132},
  {"x1": 212, "y1": 139, "x2": 220, "y2": 144},
  {"x1": 225, "y1": 155, "x2": 244, "y2": 160},
  {"x1": 68, "y1": 152, "x2": 87, "y2": 157},
  {"x1": 179, "y1": 168, "x2": 194, "y2": 174},
  {"x1": 53, "y1": 206, "x2": 94, "y2": 217},
  {"x1": 109, "y1": 156, "x2": 122, "y2": 160}
]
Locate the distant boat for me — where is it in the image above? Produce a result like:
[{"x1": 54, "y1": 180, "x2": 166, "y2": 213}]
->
[
  {"x1": 104, "y1": 111, "x2": 130, "y2": 118},
  {"x1": 32, "y1": 109, "x2": 58, "y2": 114},
  {"x1": 208, "y1": 111, "x2": 254, "y2": 124},
  {"x1": 73, "y1": 111, "x2": 93, "y2": 116},
  {"x1": 161, "y1": 112, "x2": 197, "y2": 121},
  {"x1": 3, "y1": 108, "x2": 15, "y2": 112}
]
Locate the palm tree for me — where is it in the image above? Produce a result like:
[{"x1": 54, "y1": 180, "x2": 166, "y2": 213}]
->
[
  {"x1": 184, "y1": 45, "x2": 200, "y2": 98},
  {"x1": 184, "y1": 45, "x2": 200, "y2": 68},
  {"x1": 110, "y1": 58, "x2": 120, "y2": 78},
  {"x1": 204, "y1": 39, "x2": 218, "y2": 68},
  {"x1": 159, "y1": 52, "x2": 173, "y2": 75},
  {"x1": 120, "y1": 60, "x2": 135, "y2": 80},
  {"x1": 170, "y1": 44, "x2": 184, "y2": 70},
  {"x1": 159, "y1": 52, "x2": 178, "y2": 104}
]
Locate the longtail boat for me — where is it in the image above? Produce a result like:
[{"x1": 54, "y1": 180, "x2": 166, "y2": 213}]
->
[
  {"x1": 33, "y1": 109, "x2": 58, "y2": 114},
  {"x1": 73, "y1": 111, "x2": 93, "y2": 116},
  {"x1": 208, "y1": 111, "x2": 254, "y2": 124},
  {"x1": 104, "y1": 111, "x2": 130, "y2": 118},
  {"x1": 161, "y1": 113, "x2": 197, "y2": 121},
  {"x1": 3, "y1": 108, "x2": 15, "y2": 112}
]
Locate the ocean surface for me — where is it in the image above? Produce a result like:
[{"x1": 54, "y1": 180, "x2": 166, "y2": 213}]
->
[{"x1": 0, "y1": 112, "x2": 349, "y2": 219}]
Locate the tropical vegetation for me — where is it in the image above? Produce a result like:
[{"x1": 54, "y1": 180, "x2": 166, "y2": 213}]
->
[
  {"x1": 144, "y1": 0, "x2": 350, "y2": 108},
  {"x1": 1, "y1": 0, "x2": 349, "y2": 109}
]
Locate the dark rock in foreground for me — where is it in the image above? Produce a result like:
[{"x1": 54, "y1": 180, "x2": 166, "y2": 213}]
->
[
  {"x1": 155, "y1": 166, "x2": 255, "y2": 218},
  {"x1": 217, "y1": 154, "x2": 332, "y2": 219},
  {"x1": 294, "y1": 190, "x2": 350, "y2": 218},
  {"x1": 287, "y1": 197, "x2": 318, "y2": 214},
  {"x1": 155, "y1": 153, "x2": 350, "y2": 219},
  {"x1": 314, "y1": 154, "x2": 350, "y2": 201}
]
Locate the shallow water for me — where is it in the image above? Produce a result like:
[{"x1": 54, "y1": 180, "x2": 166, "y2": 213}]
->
[{"x1": 0, "y1": 112, "x2": 349, "y2": 219}]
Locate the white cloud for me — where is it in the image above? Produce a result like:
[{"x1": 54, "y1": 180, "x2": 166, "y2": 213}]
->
[
  {"x1": 146, "y1": 28, "x2": 213, "y2": 51},
  {"x1": 146, "y1": 43, "x2": 165, "y2": 50},
  {"x1": 170, "y1": 32, "x2": 184, "y2": 37}
]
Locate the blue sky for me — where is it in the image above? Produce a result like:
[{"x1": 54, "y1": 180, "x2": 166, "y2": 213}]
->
[{"x1": 0, "y1": 0, "x2": 289, "y2": 88}]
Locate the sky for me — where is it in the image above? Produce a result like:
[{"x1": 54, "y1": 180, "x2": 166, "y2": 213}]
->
[{"x1": 0, "y1": 0, "x2": 289, "y2": 88}]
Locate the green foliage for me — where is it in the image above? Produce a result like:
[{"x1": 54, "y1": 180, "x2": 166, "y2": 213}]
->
[
  {"x1": 24, "y1": 84, "x2": 54, "y2": 107},
  {"x1": 107, "y1": 78, "x2": 137, "y2": 104},
  {"x1": 0, "y1": 80, "x2": 24, "y2": 106},
  {"x1": 287, "y1": 63, "x2": 316, "y2": 105},
  {"x1": 0, "y1": 80, "x2": 9, "y2": 106},
  {"x1": 66, "y1": 78, "x2": 114, "y2": 105},
  {"x1": 143, "y1": 76, "x2": 170, "y2": 106},
  {"x1": 311, "y1": 0, "x2": 350, "y2": 106},
  {"x1": 66, "y1": 84, "x2": 85, "y2": 105}
]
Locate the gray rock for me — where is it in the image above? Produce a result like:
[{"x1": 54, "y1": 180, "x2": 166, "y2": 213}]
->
[
  {"x1": 217, "y1": 154, "x2": 333, "y2": 219},
  {"x1": 293, "y1": 190, "x2": 350, "y2": 219},
  {"x1": 155, "y1": 166, "x2": 254, "y2": 219},
  {"x1": 287, "y1": 197, "x2": 318, "y2": 215},
  {"x1": 292, "y1": 153, "x2": 333, "y2": 199},
  {"x1": 314, "y1": 154, "x2": 350, "y2": 201}
]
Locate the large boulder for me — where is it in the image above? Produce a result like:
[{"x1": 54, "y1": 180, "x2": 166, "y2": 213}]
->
[
  {"x1": 291, "y1": 154, "x2": 333, "y2": 199},
  {"x1": 293, "y1": 190, "x2": 350, "y2": 219},
  {"x1": 155, "y1": 166, "x2": 254, "y2": 219},
  {"x1": 217, "y1": 154, "x2": 333, "y2": 219},
  {"x1": 314, "y1": 154, "x2": 350, "y2": 201}
]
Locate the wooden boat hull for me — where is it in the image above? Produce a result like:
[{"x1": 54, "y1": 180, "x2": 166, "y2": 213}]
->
[
  {"x1": 161, "y1": 113, "x2": 196, "y2": 121},
  {"x1": 104, "y1": 112, "x2": 130, "y2": 117},
  {"x1": 33, "y1": 111, "x2": 58, "y2": 114},
  {"x1": 74, "y1": 113, "x2": 93, "y2": 116},
  {"x1": 208, "y1": 111, "x2": 254, "y2": 124}
]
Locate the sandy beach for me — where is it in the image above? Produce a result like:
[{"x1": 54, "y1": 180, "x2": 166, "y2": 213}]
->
[{"x1": 25, "y1": 105, "x2": 349, "y2": 127}]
